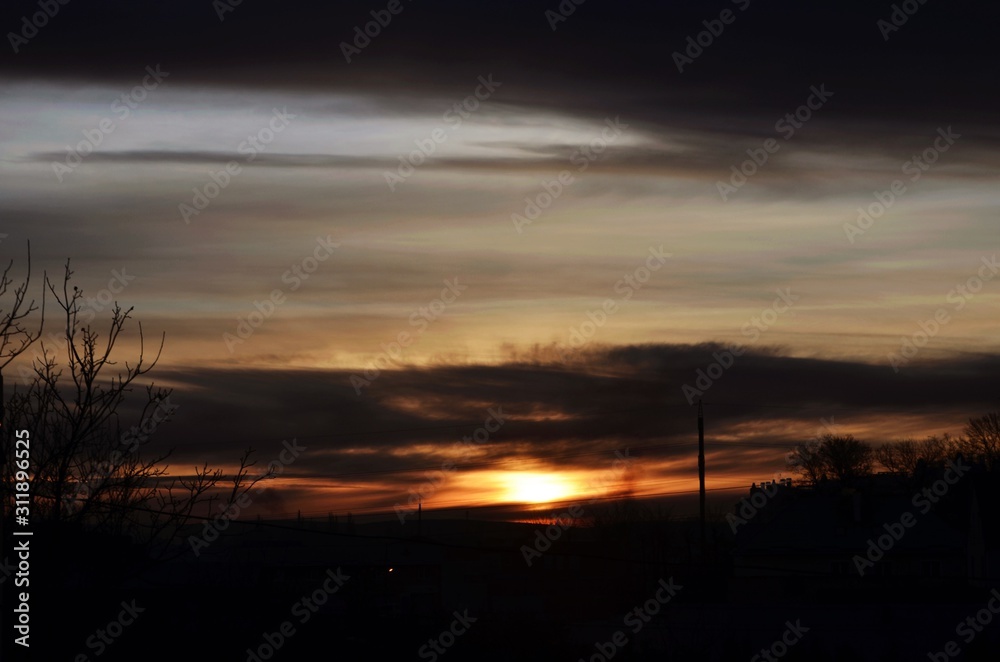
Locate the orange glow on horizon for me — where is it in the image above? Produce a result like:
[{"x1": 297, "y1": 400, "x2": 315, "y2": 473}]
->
[{"x1": 501, "y1": 471, "x2": 578, "y2": 504}]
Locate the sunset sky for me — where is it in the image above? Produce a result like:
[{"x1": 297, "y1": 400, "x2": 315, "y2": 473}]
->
[{"x1": 1, "y1": 0, "x2": 997, "y2": 519}]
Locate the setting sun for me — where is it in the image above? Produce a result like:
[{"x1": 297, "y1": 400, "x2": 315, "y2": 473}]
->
[{"x1": 503, "y1": 472, "x2": 576, "y2": 504}]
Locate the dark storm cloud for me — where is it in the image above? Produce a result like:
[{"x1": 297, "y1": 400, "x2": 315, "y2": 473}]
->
[
  {"x1": 145, "y1": 344, "x2": 1000, "y2": 487},
  {"x1": 2, "y1": 0, "x2": 997, "y2": 144}
]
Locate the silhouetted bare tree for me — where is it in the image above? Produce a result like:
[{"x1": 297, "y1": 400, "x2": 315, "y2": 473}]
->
[
  {"x1": 788, "y1": 433, "x2": 873, "y2": 484},
  {"x1": 875, "y1": 439, "x2": 920, "y2": 476},
  {"x1": 1, "y1": 256, "x2": 264, "y2": 554},
  {"x1": 957, "y1": 412, "x2": 1000, "y2": 471},
  {"x1": 876, "y1": 436, "x2": 952, "y2": 476},
  {"x1": 0, "y1": 245, "x2": 44, "y2": 522}
]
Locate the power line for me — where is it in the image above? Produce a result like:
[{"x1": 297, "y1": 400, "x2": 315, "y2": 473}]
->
[
  {"x1": 27, "y1": 492, "x2": 742, "y2": 570},
  {"x1": 260, "y1": 484, "x2": 754, "y2": 519},
  {"x1": 34, "y1": 493, "x2": 1000, "y2": 582}
]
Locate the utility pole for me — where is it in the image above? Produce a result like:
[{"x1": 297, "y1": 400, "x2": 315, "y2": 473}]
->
[{"x1": 698, "y1": 399, "x2": 706, "y2": 557}]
